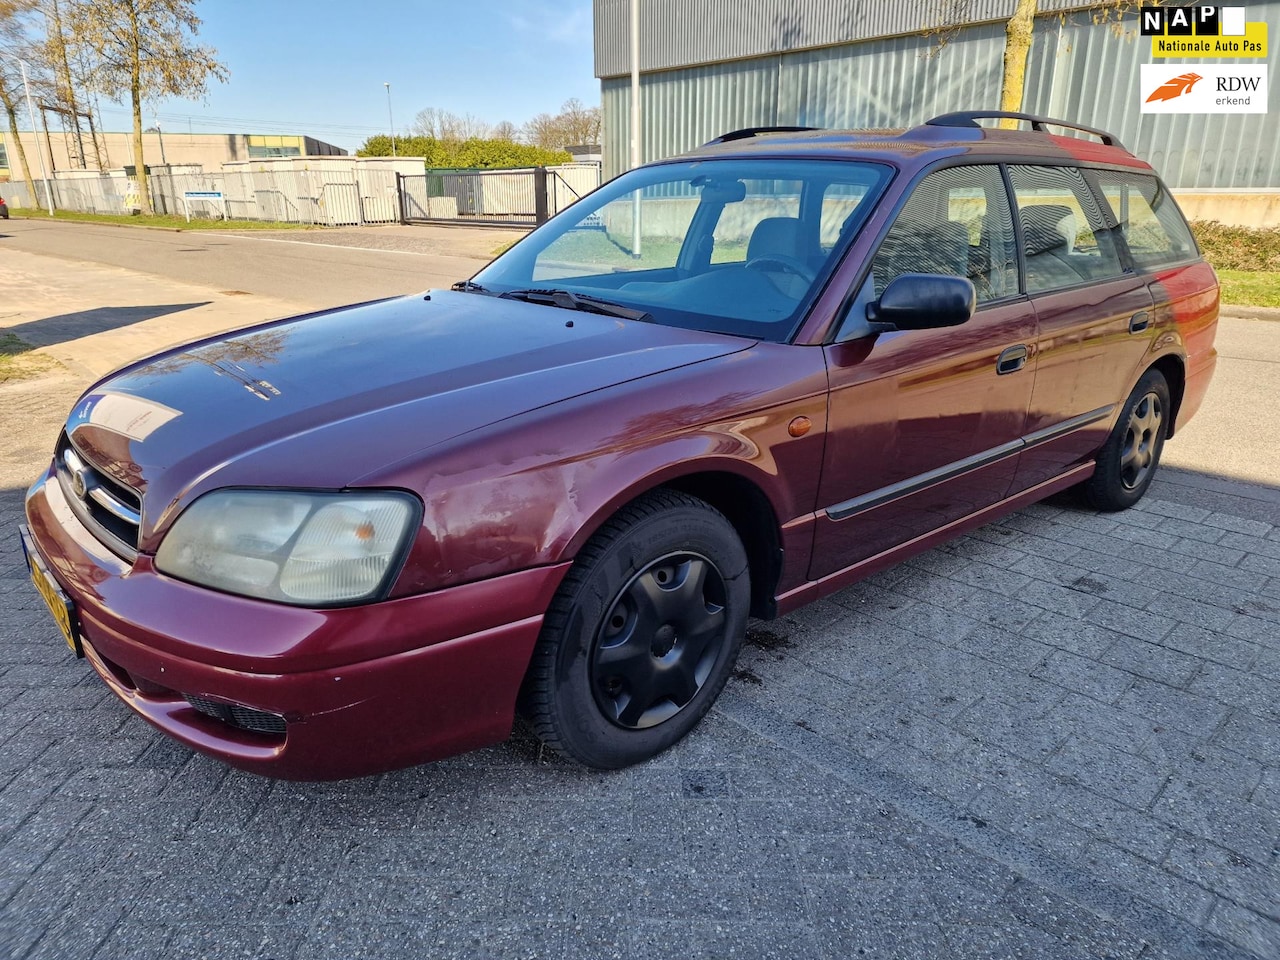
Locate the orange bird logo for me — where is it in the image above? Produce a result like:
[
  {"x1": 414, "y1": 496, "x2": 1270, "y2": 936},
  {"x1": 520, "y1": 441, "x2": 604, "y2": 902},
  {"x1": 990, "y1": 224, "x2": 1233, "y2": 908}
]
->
[{"x1": 1146, "y1": 72, "x2": 1204, "y2": 102}]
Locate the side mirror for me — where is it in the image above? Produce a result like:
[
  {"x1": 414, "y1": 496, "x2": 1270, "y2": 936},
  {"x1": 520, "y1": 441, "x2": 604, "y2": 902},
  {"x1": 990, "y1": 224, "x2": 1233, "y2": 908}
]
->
[{"x1": 866, "y1": 273, "x2": 976, "y2": 331}]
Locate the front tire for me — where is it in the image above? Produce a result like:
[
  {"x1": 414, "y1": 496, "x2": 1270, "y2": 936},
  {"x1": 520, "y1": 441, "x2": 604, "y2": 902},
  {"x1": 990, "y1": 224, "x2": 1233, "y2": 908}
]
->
[
  {"x1": 524, "y1": 490, "x2": 750, "y2": 769},
  {"x1": 1083, "y1": 369, "x2": 1170, "y2": 511}
]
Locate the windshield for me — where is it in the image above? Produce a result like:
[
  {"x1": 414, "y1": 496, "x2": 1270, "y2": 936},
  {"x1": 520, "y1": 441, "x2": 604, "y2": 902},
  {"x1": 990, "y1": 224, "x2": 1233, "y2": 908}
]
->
[{"x1": 471, "y1": 158, "x2": 891, "y2": 342}]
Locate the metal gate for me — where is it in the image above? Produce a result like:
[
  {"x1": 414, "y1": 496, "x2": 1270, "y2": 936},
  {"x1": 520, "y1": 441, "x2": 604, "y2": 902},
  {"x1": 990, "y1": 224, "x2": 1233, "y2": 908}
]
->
[{"x1": 401, "y1": 163, "x2": 601, "y2": 226}]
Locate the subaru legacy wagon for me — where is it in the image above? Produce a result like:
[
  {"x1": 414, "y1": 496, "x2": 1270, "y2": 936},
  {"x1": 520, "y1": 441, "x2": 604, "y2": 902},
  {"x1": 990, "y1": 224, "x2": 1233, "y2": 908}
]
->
[{"x1": 21, "y1": 112, "x2": 1218, "y2": 778}]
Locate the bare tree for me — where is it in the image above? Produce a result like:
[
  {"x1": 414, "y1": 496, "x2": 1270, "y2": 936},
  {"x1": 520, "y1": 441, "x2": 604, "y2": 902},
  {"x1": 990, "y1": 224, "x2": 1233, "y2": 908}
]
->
[
  {"x1": 523, "y1": 99, "x2": 602, "y2": 151},
  {"x1": 68, "y1": 0, "x2": 226, "y2": 213},
  {"x1": 0, "y1": 0, "x2": 41, "y2": 201},
  {"x1": 41, "y1": 0, "x2": 97, "y2": 167},
  {"x1": 521, "y1": 111, "x2": 560, "y2": 149},
  {"x1": 1001, "y1": 0, "x2": 1037, "y2": 115},
  {"x1": 490, "y1": 119, "x2": 518, "y2": 142},
  {"x1": 411, "y1": 106, "x2": 490, "y2": 142},
  {"x1": 556, "y1": 98, "x2": 601, "y2": 147}
]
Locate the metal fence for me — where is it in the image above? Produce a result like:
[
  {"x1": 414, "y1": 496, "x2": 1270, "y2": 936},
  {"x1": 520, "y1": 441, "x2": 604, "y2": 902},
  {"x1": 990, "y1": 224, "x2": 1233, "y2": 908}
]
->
[
  {"x1": 0, "y1": 180, "x2": 41, "y2": 210},
  {"x1": 2, "y1": 161, "x2": 602, "y2": 227},
  {"x1": 400, "y1": 163, "x2": 602, "y2": 226}
]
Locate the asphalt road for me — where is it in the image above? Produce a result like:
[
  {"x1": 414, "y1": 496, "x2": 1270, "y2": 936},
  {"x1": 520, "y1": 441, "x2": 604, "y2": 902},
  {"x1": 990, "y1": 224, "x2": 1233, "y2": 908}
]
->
[
  {"x1": 1, "y1": 218, "x2": 492, "y2": 311},
  {"x1": 0, "y1": 229, "x2": 1278, "y2": 959}
]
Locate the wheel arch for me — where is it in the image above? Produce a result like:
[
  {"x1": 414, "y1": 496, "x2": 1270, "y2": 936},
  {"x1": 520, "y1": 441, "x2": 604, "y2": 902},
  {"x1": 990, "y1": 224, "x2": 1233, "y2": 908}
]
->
[
  {"x1": 1148, "y1": 352, "x2": 1186, "y2": 438},
  {"x1": 563, "y1": 464, "x2": 788, "y2": 621}
]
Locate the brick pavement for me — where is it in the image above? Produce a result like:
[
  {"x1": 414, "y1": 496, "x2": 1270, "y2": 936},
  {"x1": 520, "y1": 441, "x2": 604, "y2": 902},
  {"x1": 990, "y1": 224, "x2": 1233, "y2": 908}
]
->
[
  {"x1": 1, "y1": 238, "x2": 1277, "y2": 958},
  {"x1": 2, "y1": 469, "x2": 1278, "y2": 960}
]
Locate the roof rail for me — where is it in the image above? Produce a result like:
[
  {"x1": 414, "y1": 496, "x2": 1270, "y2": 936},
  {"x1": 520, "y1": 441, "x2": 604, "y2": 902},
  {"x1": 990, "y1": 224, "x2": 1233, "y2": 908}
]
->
[
  {"x1": 924, "y1": 111, "x2": 1125, "y2": 150},
  {"x1": 704, "y1": 126, "x2": 821, "y2": 146}
]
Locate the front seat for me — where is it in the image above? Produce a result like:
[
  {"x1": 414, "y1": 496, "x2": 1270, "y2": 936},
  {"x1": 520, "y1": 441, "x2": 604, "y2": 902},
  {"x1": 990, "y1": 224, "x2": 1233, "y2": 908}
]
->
[
  {"x1": 747, "y1": 217, "x2": 807, "y2": 263},
  {"x1": 745, "y1": 217, "x2": 815, "y2": 298}
]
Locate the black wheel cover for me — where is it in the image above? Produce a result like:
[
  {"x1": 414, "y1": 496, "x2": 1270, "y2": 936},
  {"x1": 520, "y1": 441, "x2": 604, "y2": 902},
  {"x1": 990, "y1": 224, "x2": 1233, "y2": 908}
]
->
[{"x1": 590, "y1": 551, "x2": 729, "y2": 729}]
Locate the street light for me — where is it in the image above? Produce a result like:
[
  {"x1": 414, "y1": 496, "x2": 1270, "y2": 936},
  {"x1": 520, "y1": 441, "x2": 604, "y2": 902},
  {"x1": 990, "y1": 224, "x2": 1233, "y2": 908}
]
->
[
  {"x1": 0, "y1": 52, "x2": 54, "y2": 214},
  {"x1": 384, "y1": 82, "x2": 396, "y2": 158}
]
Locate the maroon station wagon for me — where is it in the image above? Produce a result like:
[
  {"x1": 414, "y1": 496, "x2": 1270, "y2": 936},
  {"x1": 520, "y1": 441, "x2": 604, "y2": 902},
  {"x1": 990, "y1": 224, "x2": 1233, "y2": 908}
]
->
[{"x1": 21, "y1": 112, "x2": 1218, "y2": 778}]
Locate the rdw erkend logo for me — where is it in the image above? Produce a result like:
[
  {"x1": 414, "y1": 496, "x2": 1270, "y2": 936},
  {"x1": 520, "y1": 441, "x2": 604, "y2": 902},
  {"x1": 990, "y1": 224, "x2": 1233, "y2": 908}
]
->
[
  {"x1": 1145, "y1": 72, "x2": 1204, "y2": 103},
  {"x1": 1139, "y1": 64, "x2": 1268, "y2": 113}
]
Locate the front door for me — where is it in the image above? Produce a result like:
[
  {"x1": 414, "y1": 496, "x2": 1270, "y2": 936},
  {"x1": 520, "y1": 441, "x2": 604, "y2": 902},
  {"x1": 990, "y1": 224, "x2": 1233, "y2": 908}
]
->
[{"x1": 811, "y1": 164, "x2": 1036, "y2": 579}]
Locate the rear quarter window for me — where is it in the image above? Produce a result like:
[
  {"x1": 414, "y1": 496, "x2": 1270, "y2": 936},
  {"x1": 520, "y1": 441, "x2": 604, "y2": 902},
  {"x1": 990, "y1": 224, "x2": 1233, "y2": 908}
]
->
[{"x1": 1095, "y1": 173, "x2": 1198, "y2": 270}]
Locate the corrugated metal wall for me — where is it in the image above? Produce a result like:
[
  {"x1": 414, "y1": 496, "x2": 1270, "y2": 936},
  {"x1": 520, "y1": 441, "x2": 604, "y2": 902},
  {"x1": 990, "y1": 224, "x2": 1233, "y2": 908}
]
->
[
  {"x1": 1021, "y1": 10, "x2": 1280, "y2": 189},
  {"x1": 595, "y1": 0, "x2": 1077, "y2": 77},
  {"x1": 600, "y1": 3, "x2": 1280, "y2": 188}
]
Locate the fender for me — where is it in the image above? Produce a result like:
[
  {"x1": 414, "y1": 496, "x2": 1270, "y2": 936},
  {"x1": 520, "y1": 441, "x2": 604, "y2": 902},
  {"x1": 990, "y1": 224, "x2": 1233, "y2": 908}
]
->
[{"x1": 364, "y1": 342, "x2": 831, "y2": 598}]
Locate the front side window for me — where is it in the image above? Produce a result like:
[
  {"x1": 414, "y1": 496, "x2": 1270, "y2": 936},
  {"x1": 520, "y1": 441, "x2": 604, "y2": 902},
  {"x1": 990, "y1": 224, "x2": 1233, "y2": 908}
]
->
[
  {"x1": 1009, "y1": 165, "x2": 1125, "y2": 293},
  {"x1": 1094, "y1": 173, "x2": 1197, "y2": 270},
  {"x1": 473, "y1": 159, "x2": 890, "y2": 342},
  {"x1": 867, "y1": 164, "x2": 1018, "y2": 304}
]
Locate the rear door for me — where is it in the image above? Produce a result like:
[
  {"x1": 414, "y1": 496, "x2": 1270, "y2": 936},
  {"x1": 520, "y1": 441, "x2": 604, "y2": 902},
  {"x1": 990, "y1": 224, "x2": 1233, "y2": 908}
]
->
[
  {"x1": 811, "y1": 163, "x2": 1035, "y2": 578},
  {"x1": 1092, "y1": 168, "x2": 1218, "y2": 355},
  {"x1": 1007, "y1": 164, "x2": 1155, "y2": 491}
]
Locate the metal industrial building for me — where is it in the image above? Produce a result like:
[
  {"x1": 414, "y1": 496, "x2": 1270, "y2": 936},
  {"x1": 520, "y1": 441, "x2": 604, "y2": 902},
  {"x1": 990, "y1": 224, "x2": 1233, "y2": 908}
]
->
[
  {"x1": 593, "y1": 0, "x2": 1279, "y2": 221},
  {"x1": 0, "y1": 131, "x2": 346, "y2": 183}
]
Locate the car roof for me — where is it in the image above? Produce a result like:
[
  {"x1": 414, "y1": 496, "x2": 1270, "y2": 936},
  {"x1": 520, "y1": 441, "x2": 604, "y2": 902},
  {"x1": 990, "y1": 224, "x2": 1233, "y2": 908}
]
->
[{"x1": 673, "y1": 112, "x2": 1153, "y2": 173}]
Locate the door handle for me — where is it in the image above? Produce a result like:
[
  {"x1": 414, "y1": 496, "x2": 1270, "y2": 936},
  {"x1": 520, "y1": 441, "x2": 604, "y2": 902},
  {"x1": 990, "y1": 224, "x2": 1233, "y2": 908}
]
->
[
  {"x1": 997, "y1": 344, "x2": 1028, "y2": 375},
  {"x1": 1129, "y1": 311, "x2": 1150, "y2": 333}
]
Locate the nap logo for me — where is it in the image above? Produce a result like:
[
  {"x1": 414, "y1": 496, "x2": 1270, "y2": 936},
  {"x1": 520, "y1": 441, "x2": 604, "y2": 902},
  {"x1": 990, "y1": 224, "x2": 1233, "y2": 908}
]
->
[
  {"x1": 1140, "y1": 5, "x2": 1227, "y2": 35},
  {"x1": 1141, "y1": 5, "x2": 1269, "y2": 57},
  {"x1": 1140, "y1": 64, "x2": 1268, "y2": 113}
]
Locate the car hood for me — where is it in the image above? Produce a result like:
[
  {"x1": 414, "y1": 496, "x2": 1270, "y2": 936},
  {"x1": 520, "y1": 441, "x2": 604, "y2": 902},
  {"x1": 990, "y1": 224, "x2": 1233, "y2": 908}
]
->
[{"x1": 62, "y1": 290, "x2": 751, "y2": 541}]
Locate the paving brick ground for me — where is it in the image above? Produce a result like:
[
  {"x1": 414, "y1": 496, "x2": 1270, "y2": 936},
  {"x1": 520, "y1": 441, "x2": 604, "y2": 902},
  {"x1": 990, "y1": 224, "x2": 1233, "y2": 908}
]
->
[
  {"x1": 1, "y1": 239, "x2": 1277, "y2": 958},
  {"x1": 2, "y1": 468, "x2": 1278, "y2": 960}
]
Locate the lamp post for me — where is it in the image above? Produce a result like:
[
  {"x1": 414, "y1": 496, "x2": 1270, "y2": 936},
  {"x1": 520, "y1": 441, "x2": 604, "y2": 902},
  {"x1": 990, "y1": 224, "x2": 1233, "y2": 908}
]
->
[
  {"x1": 384, "y1": 82, "x2": 396, "y2": 158},
  {"x1": 629, "y1": 0, "x2": 641, "y2": 257},
  {"x1": 0, "y1": 52, "x2": 54, "y2": 214}
]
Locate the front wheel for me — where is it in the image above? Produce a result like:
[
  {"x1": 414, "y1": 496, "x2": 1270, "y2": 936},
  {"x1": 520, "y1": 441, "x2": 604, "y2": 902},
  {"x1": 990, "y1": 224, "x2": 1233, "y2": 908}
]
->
[
  {"x1": 524, "y1": 490, "x2": 750, "y2": 769},
  {"x1": 1082, "y1": 368, "x2": 1170, "y2": 511}
]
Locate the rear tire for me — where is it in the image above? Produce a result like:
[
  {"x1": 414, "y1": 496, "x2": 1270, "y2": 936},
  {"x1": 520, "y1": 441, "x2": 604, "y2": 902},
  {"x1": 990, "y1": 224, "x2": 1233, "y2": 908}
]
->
[
  {"x1": 524, "y1": 490, "x2": 750, "y2": 769},
  {"x1": 1082, "y1": 369, "x2": 1170, "y2": 511}
]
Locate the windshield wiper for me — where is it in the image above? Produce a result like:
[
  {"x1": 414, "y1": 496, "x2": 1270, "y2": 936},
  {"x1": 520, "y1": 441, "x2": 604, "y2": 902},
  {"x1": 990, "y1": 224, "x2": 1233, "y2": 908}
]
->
[{"x1": 497, "y1": 288, "x2": 652, "y2": 323}]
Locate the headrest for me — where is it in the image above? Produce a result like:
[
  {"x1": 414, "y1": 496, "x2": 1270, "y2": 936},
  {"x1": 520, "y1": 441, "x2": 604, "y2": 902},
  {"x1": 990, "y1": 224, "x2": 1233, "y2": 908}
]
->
[
  {"x1": 1020, "y1": 204, "x2": 1077, "y2": 256},
  {"x1": 748, "y1": 217, "x2": 804, "y2": 261}
]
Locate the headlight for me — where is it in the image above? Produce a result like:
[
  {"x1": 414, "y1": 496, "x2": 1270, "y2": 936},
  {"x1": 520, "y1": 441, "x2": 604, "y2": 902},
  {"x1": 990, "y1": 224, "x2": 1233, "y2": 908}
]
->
[{"x1": 155, "y1": 489, "x2": 419, "y2": 605}]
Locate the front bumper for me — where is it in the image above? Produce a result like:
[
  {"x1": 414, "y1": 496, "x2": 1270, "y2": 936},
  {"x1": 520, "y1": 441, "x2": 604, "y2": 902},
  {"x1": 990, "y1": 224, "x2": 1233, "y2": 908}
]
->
[{"x1": 23, "y1": 469, "x2": 570, "y2": 780}]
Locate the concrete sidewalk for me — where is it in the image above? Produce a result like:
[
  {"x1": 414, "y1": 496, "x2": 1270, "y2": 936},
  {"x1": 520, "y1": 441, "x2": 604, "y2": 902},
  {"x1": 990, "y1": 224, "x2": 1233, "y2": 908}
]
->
[
  {"x1": 0, "y1": 248, "x2": 302, "y2": 381},
  {"x1": 0, "y1": 250, "x2": 304, "y2": 489}
]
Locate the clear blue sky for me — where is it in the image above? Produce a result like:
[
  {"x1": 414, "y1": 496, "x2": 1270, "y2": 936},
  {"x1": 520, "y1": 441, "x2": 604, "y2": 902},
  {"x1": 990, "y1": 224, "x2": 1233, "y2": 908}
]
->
[{"x1": 85, "y1": 0, "x2": 599, "y2": 152}]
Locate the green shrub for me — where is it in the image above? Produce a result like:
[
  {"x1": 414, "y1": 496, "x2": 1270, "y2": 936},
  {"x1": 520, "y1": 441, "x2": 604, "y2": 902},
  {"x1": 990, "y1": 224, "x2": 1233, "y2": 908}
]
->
[
  {"x1": 357, "y1": 135, "x2": 571, "y2": 169},
  {"x1": 1190, "y1": 221, "x2": 1280, "y2": 273}
]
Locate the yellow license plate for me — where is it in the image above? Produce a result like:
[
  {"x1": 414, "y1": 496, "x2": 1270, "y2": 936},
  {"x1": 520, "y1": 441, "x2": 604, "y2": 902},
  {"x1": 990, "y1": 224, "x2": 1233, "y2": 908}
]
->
[{"x1": 20, "y1": 527, "x2": 83, "y2": 658}]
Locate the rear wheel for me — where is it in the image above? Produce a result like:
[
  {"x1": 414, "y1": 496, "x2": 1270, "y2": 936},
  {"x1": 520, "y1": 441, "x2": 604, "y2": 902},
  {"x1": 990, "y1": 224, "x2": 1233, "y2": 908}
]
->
[
  {"x1": 1083, "y1": 369, "x2": 1170, "y2": 511},
  {"x1": 524, "y1": 490, "x2": 749, "y2": 769}
]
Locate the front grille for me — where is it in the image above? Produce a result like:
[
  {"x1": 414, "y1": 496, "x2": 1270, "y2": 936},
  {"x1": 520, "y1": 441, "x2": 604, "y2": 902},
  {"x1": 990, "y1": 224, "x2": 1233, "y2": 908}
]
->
[
  {"x1": 184, "y1": 695, "x2": 287, "y2": 737},
  {"x1": 55, "y1": 433, "x2": 142, "y2": 559}
]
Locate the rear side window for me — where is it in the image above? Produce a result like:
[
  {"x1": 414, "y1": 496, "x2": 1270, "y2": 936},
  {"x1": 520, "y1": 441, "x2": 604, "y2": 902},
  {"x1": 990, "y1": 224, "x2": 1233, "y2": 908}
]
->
[
  {"x1": 1009, "y1": 165, "x2": 1125, "y2": 293},
  {"x1": 869, "y1": 164, "x2": 1017, "y2": 304},
  {"x1": 1094, "y1": 173, "x2": 1197, "y2": 270}
]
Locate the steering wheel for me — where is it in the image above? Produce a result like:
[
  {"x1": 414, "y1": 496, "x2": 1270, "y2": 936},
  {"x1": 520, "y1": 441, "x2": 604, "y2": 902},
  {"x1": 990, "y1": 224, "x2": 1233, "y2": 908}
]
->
[{"x1": 745, "y1": 254, "x2": 817, "y2": 286}]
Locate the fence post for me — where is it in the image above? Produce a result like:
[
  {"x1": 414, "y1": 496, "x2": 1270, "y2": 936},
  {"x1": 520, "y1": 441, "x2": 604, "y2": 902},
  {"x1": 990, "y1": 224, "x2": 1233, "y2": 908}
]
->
[
  {"x1": 395, "y1": 171, "x2": 405, "y2": 224},
  {"x1": 534, "y1": 166, "x2": 549, "y2": 225}
]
